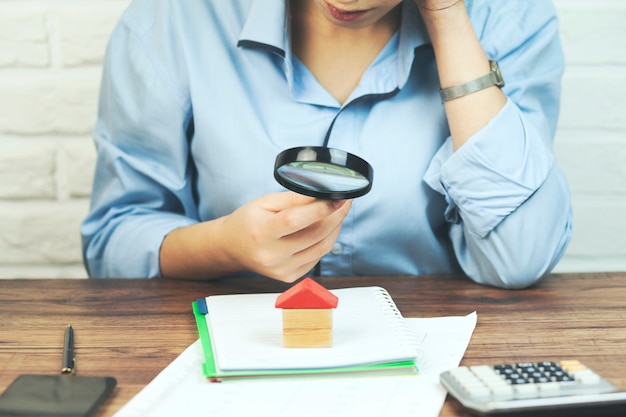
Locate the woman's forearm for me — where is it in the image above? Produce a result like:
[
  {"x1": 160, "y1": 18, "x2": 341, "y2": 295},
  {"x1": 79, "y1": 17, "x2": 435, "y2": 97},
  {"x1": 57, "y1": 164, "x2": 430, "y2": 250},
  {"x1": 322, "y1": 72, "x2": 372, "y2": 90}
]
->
[{"x1": 418, "y1": 1, "x2": 507, "y2": 149}]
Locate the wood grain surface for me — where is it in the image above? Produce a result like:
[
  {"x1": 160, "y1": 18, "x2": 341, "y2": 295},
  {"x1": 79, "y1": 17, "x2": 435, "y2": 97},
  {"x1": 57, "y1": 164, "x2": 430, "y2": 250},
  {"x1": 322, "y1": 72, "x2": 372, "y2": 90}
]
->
[{"x1": 1, "y1": 273, "x2": 625, "y2": 416}]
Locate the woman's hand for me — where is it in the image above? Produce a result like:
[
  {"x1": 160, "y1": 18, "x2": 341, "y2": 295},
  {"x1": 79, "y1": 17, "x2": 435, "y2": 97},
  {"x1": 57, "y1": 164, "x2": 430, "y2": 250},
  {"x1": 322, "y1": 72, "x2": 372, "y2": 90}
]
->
[
  {"x1": 219, "y1": 192, "x2": 351, "y2": 282},
  {"x1": 414, "y1": 0, "x2": 464, "y2": 12},
  {"x1": 160, "y1": 192, "x2": 352, "y2": 282},
  {"x1": 414, "y1": 0, "x2": 466, "y2": 29}
]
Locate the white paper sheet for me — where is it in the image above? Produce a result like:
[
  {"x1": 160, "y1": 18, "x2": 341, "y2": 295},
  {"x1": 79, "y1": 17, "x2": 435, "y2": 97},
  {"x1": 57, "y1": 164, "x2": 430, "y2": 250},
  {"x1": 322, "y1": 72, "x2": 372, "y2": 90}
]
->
[{"x1": 113, "y1": 312, "x2": 477, "y2": 417}]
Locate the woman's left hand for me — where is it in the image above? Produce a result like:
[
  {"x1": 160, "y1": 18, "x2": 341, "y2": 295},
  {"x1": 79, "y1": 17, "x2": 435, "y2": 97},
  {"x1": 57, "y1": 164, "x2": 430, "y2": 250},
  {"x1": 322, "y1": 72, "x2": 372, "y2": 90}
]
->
[
  {"x1": 414, "y1": 0, "x2": 466, "y2": 28},
  {"x1": 414, "y1": 0, "x2": 464, "y2": 12}
]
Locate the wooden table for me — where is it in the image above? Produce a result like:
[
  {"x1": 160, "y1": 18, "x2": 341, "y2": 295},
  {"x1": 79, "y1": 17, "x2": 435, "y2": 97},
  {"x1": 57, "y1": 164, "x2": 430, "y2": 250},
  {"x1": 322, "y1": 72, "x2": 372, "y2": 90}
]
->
[{"x1": 1, "y1": 273, "x2": 625, "y2": 416}]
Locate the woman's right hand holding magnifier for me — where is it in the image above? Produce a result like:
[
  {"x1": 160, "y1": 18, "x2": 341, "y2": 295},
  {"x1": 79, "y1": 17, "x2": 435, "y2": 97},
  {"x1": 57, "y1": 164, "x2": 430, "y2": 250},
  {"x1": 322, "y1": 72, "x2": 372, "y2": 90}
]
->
[{"x1": 160, "y1": 192, "x2": 351, "y2": 283}]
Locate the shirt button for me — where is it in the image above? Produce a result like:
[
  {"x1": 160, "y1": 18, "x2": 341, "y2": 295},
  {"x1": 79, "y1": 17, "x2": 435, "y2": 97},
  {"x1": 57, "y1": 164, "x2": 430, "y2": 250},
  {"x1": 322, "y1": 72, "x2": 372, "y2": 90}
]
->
[{"x1": 331, "y1": 243, "x2": 343, "y2": 255}]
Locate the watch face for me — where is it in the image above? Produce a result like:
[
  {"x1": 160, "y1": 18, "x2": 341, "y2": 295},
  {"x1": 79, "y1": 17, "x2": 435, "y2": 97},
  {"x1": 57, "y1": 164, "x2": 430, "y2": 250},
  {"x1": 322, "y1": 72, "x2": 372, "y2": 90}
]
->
[{"x1": 491, "y1": 60, "x2": 505, "y2": 87}]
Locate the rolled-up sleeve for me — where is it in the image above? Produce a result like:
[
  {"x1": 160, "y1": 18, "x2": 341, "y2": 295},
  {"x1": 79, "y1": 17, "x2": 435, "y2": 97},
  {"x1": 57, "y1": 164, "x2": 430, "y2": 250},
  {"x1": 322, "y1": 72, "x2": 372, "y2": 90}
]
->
[
  {"x1": 423, "y1": 1, "x2": 573, "y2": 288},
  {"x1": 81, "y1": 9, "x2": 197, "y2": 278}
]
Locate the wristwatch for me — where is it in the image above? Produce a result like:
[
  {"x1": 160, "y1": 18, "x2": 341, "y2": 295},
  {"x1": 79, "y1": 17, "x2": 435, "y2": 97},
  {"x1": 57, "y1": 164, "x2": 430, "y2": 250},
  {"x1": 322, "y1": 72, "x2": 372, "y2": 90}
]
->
[{"x1": 439, "y1": 60, "x2": 504, "y2": 102}]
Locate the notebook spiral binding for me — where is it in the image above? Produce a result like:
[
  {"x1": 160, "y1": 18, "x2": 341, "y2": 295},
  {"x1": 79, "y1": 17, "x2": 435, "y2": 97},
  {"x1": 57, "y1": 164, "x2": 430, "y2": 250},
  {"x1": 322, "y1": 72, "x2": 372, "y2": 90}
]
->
[{"x1": 374, "y1": 287, "x2": 425, "y2": 366}]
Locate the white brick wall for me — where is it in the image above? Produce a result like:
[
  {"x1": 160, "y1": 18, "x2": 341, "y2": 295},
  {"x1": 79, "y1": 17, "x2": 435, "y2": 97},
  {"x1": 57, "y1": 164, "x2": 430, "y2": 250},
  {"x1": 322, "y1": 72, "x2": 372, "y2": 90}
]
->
[
  {"x1": 0, "y1": 0, "x2": 624, "y2": 278},
  {"x1": 0, "y1": 0, "x2": 129, "y2": 278},
  {"x1": 552, "y1": 0, "x2": 626, "y2": 272}
]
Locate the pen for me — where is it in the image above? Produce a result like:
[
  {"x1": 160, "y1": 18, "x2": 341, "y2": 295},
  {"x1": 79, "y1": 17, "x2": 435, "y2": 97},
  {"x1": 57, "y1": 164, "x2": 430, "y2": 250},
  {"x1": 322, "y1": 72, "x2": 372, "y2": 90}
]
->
[{"x1": 61, "y1": 324, "x2": 75, "y2": 374}]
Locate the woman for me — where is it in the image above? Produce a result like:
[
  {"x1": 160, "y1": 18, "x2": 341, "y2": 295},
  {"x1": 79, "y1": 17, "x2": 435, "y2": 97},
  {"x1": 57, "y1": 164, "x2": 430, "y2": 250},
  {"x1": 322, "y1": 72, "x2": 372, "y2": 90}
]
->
[{"x1": 82, "y1": 0, "x2": 572, "y2": 288}]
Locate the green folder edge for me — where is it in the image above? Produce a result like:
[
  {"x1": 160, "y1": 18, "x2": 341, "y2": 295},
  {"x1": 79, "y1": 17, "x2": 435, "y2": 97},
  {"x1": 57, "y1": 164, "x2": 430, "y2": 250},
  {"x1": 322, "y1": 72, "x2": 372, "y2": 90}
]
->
[{"x1": 192, "y1": 301, "x2": 418, "y2": 381}]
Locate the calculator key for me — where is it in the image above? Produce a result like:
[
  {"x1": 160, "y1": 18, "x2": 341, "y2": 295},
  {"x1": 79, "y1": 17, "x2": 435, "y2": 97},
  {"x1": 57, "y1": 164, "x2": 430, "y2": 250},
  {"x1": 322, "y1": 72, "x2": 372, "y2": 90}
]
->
[
  {"x1": 494, "y1": 365, "x2": 515, "y2": 375},
  {"x1": 560, "y1": 360, "x2": 583, "y2": 369},
  {"x1": 490, "y1": 385, "x2": 515, "y2": 400},
  {"x1": 510, "y1": 377, "x2": 530, "y2": 385},
  {"x1": 470, "y1": 365, "x2": 498, "y2": 378},
  {"x1": 449, "y1": 369, "x2": 483, "y2": 390},
  {"x1": 575, "y1": 371, "x2": 602, "y2": 385},
  {"x1": 555, "y1": 375, "x2": 575, "y2": 382},
  {"x1": 558, "y1": 379, "x2": 578, "y2": 388},
  {"x1": 514, "y1": 383, "x2": 538, "y2": 399},
  {"x1": 537, "y1": 381, "x2": 561, "y2": 396},
  {"x1": 466, "y1": 385, "x2": 492, "y2": 400}
]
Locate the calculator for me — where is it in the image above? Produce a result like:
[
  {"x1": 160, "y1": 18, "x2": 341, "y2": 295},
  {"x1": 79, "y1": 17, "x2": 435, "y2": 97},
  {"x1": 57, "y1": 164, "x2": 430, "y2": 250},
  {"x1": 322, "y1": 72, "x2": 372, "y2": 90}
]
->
[{"x1": 439, "y1": 360, "x2": 626, "y2": 416}]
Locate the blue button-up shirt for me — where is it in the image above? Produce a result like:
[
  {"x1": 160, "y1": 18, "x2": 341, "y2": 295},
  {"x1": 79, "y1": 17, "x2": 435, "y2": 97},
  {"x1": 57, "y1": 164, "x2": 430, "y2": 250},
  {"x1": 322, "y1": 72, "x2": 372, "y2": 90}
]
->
[{"x1": 82, "y1": 0, "x2": 572, "y2": 288}]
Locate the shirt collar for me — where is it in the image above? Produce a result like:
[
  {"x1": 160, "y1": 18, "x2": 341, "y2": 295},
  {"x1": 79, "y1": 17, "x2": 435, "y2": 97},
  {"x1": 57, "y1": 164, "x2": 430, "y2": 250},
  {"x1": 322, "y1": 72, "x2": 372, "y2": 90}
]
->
[
  {"x1": 238, "y1": 0, "x2": 289, "y2": 57},
  {"x1": 237, "y1": 0, "x2": 431, "y2": 90},
  {"x1": 397, "y1": 0, "x2": 431, "y2": 87}
]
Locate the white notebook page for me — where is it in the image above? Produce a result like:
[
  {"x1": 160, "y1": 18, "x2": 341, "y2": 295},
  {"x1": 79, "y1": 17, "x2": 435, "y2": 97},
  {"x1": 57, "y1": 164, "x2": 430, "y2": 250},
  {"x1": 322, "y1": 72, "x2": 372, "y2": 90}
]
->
[{"x1": 205, "y1": 286, "x2": 421, "y2": 371}]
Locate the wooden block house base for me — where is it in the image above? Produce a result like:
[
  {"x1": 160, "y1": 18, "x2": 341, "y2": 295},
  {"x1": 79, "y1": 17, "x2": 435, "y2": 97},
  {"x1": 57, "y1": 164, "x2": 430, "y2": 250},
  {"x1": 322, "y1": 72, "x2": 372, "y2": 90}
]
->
[{"x1": 282, "y1": 309, "x2": 333, "y2": 348}]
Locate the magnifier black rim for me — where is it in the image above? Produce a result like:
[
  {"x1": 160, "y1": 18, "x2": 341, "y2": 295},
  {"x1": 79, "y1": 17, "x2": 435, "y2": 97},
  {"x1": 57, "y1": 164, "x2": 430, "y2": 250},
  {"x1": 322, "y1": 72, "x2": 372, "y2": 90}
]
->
[{"x1": 274, "y1": 146, "x2": 373, "y2": 200}]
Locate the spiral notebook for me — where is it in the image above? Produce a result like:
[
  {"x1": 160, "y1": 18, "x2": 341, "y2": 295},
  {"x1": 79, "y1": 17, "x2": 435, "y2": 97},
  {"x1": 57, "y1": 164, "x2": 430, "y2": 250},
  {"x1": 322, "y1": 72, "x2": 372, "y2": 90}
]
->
[{"x1": 192, "y1": 286, "x2": 421, "y2": 380}]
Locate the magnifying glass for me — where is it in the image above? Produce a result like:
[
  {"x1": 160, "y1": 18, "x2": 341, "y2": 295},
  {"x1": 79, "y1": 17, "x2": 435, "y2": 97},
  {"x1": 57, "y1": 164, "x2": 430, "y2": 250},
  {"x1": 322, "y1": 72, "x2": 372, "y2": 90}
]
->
[{"x1": 274, "y1": 146, "x2": 373, "y2": 200}]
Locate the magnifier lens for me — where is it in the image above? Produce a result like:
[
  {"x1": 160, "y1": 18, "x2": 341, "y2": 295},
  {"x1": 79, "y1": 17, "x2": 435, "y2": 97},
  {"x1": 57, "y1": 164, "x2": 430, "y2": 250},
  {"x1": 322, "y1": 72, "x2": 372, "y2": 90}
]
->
[{"x1": 274, "y1": 147, "x2": 373, "y2": 200}]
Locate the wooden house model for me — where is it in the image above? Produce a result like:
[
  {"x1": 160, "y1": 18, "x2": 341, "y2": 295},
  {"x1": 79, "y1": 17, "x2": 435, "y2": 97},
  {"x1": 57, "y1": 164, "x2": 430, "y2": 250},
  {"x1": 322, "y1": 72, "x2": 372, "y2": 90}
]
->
[{"x1": 275, "y1": 277, "x2": 339, "y2": 348}]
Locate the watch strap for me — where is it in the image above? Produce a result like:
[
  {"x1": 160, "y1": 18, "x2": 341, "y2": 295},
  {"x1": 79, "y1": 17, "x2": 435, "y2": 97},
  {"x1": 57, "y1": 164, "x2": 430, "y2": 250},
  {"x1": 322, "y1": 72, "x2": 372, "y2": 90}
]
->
[{"x1": 440, "y1": 60, "x2": 504, "y2": 102}]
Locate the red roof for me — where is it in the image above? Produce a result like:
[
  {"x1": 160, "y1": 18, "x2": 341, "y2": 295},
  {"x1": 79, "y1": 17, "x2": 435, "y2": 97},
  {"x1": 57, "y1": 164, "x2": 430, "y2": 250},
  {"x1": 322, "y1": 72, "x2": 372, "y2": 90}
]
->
[{"x1": 275, "y1": 277, "x2": 338, "y2": 309}]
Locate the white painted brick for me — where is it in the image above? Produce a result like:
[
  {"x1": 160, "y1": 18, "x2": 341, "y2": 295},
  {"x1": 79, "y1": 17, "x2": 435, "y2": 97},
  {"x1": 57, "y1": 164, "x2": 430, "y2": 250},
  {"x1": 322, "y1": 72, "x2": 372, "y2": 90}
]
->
[
  {"x1": 0, "y1": 200, "x2": 89, "y2": 265},
  {"x1": 554, "y1": 131, "x2": 626, "y2": 195},
  {"x1": 0, "y1": 266, "x2": 87, "y2": 280},
  {"x1": 555, "y1": 256, "x2": 626, "y2": 273},
  {"x1": 564, "y1": 195, "x2": 626, "y2": 258},
  {"x1": 556, "y1": 3, "x2": 626, "y2": 65},
  {"x1": 0, "y1": 139, "x2": 57, "y2": 199},
  {"x1": 559, "y1": 67, "x2": 626, "y2": 130},
  {"x1": 58, "y1": 2, "x2": 129, "y2": 66},
  {"x1": 0, "y1": 8, "x2": 50, "y2": 67},
  {"x1": 0, "y1": 70, "x2": 101, "y2": 135},
  {"x1": 62, "y1": 138, "x2": 97, "y2": 197}
]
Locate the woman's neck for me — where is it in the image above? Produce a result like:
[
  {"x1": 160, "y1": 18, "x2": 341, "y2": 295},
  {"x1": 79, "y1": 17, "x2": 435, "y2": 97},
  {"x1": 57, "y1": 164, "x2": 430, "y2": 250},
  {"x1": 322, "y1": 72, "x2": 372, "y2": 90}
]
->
[{"x1": 290, "y1": 0, "x2": 401, "y2": 104}]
